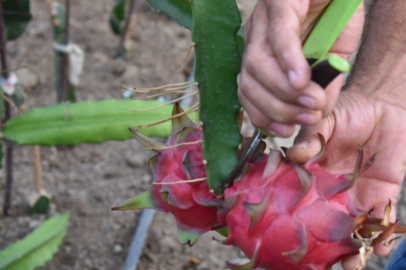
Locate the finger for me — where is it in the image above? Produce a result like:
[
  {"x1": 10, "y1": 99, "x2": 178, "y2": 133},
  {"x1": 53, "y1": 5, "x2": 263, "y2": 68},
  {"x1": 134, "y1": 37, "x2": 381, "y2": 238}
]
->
[
  {"x1": 242, "y1": 48, "x2": 327, "y2": 109},
  {"x1": 286, "y1": 114, "x2": 336, "y2": 163},
  {"x1": 243, "y1": 16, "x2": 253, "y2": 47},
  {"x1": 238, "y1": 89, "x2": 271, "y2": 129},
  {"x1": 342, "y1": 255, "x2": 361, "y2": 270},
  {"x1": 322, "y1": 72, "x2": 343, "y2": 116},
  {"x1": 244, "y1": 0, "x2": 269, "y2": 47},
  {"x1": 239, "y1": 70, "x2": 322, "y2": 125},
  {"x1": 266, "y1": 0, "x2": 310, "y2": 89},
  {"x1": 242, "y1": 3, "x2": 307, "y2": 107},
  {"x1": 238, "y1": 90, "x2": 296, "y2": 137},
  {"x1": 242, "y1": 0, "x2": 301, "y2": 107}
]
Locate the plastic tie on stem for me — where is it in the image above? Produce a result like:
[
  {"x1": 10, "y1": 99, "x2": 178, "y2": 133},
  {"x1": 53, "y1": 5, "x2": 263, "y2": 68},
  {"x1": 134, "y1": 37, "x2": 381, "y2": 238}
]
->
[
  {"x1": 53, "y1": 42, "x2": 85, "y2": 86},
  {"x1": 0, "y1": 72, "x2": 18, "y2": 95}
]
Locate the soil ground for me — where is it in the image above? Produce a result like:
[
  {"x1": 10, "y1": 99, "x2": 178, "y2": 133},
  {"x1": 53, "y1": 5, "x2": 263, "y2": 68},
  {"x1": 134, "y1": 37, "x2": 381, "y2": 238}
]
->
[{"x1": 0, "y1": 1, "x2": 404, "y2": 270}]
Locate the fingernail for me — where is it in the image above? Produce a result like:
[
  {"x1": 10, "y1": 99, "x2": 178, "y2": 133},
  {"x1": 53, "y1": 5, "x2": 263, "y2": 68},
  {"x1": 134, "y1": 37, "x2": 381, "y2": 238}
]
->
[
  {"x1": 296, "y1": 113, "x2": 315, "y2": 125},
  {"x1": 288, "y1": 69, "x2": 298, "y2": 85},
  {"x1": 294, "y1": 140, "x2": 309, "y2": 149},
  {"x1": 269, "y1": 122, "x2": 287, "y2": 136},
  {"x1": 298, "y1": 96, "x2": 316, "y2": 109}
]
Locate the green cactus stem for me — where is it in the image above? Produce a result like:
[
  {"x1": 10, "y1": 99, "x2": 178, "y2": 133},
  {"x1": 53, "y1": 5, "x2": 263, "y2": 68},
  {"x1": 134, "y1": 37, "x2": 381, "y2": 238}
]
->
[{"x1": 191, "y1": 0, "x2": 242, "y2": 195}]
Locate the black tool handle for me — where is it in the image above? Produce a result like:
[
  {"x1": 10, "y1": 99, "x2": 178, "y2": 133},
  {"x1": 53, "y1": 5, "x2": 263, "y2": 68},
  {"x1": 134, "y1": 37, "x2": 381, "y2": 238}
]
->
[{"x1": 310, "y1": 58, "x2": 342, "y2": 88}]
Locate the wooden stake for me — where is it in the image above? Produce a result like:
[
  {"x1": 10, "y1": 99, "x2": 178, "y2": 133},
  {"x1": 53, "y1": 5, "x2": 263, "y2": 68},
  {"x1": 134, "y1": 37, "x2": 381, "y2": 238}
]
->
[
  {"x1": 117, "y1": 0, "x2": 137, "y2": 57},
  {"x1": 61, "y1": 0, "x2": 70, "y2": 102}
]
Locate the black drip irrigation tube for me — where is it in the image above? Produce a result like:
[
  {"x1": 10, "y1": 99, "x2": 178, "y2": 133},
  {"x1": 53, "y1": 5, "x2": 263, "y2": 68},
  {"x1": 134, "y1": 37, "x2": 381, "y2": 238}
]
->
[{"x1": 121, "y1": 64, "x2": 195, "y2": 270}]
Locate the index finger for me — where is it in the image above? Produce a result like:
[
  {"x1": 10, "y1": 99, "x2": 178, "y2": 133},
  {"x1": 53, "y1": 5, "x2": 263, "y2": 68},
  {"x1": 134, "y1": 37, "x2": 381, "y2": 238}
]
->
[{"x1": 266, "y1": 0, "x2": 311, "y2": 90}]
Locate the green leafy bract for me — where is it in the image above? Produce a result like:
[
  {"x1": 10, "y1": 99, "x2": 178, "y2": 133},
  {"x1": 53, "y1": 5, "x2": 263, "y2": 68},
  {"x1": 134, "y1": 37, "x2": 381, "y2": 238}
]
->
[
  {"x1": 0, "y1": 213, "x2": 69, "y2": 270},
  {"x1": 2, "y1": 0, "x2": 31, "y2": 41},
  {"x1": 2, "y1": 99, "x2": 174, "y2": 146}
]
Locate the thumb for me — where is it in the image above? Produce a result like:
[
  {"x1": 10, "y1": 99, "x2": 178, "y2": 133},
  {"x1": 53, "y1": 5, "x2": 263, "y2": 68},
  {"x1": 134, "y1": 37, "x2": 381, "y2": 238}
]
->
[{"x1": 286, "y1": 115, "x2": 335, "y2": 163}]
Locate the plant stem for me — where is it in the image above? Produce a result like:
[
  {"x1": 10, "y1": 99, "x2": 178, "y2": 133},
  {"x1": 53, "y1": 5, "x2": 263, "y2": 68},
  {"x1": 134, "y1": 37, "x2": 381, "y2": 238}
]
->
[
  {"x1": 117, "y1": 0, "x2": 137, "y2": 57},
  {"x1": 191, "y1": 0, "x2": 242, "y2": 195},
  {"x1": 4, "y1": 123, "x2": 12, "y2": 216},
  {"x1": 30, "y1": 146, "x2": 42, "y2": 192},
  {"x1": 0, "y1": 0, "x2": 13, "y2": 216},
  {"x1": 0, "y1": 5, "x2": 8, "y2": 79},
  {"x1": 61, "y1": 0, "x2": 70, "y2": 102}
]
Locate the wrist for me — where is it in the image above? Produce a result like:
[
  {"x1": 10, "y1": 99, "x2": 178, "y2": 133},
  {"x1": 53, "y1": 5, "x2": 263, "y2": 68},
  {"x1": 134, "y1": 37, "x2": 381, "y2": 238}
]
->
[
  {"x1": 345, "y1": 70, "x2": 406, "y2": 111},
  {"x1": 345, "y1": 0, "x2": 406, "y2": 104},
  {"x1": 346, "y1": 55, "x2": 406, "y2": 99}
]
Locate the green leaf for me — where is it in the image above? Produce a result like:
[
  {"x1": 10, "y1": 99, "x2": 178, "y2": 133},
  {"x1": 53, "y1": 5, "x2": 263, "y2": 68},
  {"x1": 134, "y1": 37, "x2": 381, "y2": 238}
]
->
[
  {"x1": 146, "y1": 0, "x2": 192, "y2": 29},
  {"x1": 0, "y1": 213, "x2": 69, "y2": 270},
  {"x1": 191, "y1": 0, "x2": 242, "y2": 195},
  {"x1": 109, "y1": 0, "x2": 126, "y2": 36},
  {"x1": 2, "y1": 0, "x2": 32, "y2": 41},
  {"x1": 2, "y1": 99, "x2": 174, "y2": 146},
  {"x1": 30, "y1": 194, "x2": 50, "y2": 214}
]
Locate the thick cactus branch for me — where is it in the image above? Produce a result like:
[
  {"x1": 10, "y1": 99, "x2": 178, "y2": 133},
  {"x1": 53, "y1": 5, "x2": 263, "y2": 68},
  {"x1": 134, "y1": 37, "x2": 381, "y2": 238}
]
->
[{"x1": 191, "y1": 0, "x2": 242, "y2": 195}]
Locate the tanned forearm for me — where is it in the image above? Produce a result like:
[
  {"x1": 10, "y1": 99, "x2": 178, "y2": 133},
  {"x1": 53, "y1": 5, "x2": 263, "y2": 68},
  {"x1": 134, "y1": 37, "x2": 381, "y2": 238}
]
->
[{"x1": 346, "y1": 0, "x2": 406, "y2": 100}]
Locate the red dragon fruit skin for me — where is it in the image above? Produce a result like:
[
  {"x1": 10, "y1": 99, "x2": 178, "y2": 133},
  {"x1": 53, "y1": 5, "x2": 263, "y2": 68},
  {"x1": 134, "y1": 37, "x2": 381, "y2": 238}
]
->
[
  {"x1": 112, "y1": 103, "x2": 221, "y2": 246},
  {"x1": 218, "y1": 138, "x2": 406, "y2": 270}
]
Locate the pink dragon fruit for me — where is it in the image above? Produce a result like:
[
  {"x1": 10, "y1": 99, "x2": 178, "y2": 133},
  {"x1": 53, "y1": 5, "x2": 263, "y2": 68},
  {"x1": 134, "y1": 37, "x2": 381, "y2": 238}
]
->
[
  {"x1": 218, "y1": 136, "x2": 406, "y2": 270},
  {"x1": 112, "y1": 103, "x2": 222, "y2": 245}
]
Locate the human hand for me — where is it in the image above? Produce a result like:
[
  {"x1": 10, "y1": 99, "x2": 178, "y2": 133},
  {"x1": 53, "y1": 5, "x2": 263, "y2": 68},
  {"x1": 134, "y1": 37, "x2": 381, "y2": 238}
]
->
[
  {"x1": 287, "y1": 89, "x2": 406, "y2": 269},
  {"x1": 238, "y1": 0, "x2": 365, "y2": 137}
]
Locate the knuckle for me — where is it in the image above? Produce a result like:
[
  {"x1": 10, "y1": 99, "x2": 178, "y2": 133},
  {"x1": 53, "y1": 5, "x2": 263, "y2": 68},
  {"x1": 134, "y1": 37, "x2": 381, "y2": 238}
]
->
[
  {"x1": 243, "y1": 54, "x2": 261, "y2": 72},
  {"x1": 284, "y1": 128, "x2": 295, "y2": 138},
  {"x1": 250, "y1": 114, "x2": 268, "y2": 129},
  {"x1": 280, "y1": 49, "x2": 293, "y2": 62},
  {"x1": 271, "y1": 109, "x2": 296, "y2": 124},
  {"x1": 267, "y1": 23, "x2": 289, "y2": 41},
  {"x1": 237, "y1": 89, "x2": 248, "y2": 105},
  {"x1": 238, "y1": 75, "x2": 250, "y2": 95},
  {"x1": 265, "y1": 102, "x2": 294, "y2": 122},
  {"x1": 237, "y1": 89, "x2": 244, "y2": 100}
]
